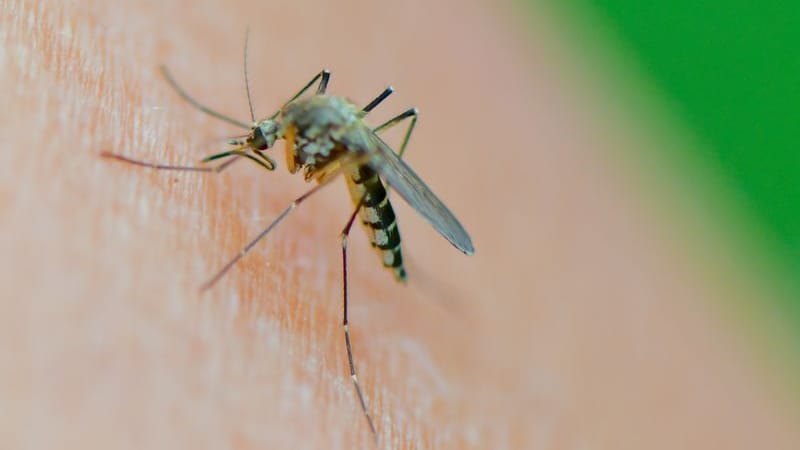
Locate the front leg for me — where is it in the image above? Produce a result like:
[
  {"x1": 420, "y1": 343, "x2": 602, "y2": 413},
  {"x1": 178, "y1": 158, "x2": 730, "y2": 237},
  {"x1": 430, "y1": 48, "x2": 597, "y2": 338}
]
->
[
  {"x1": 102, "y1": 145, "x2": 277, "y2": 174},
  {"x1": 269, "y1": 70, "x2": 332, "y2": 120}
]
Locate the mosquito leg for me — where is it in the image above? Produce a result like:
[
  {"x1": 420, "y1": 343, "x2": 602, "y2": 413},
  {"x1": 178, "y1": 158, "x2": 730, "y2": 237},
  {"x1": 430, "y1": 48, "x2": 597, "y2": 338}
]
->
[
  {"x1": 268, "y1": 70, "x2": 331, "y2": 120},
  {"x1": 224, "y1": 151, "x2": 274, "y2": 172},
  {"x1": 316, "y1": 70, "x2": 331, "y2": 95},
  {"x1": 160, "y1": 66, "x2": 251, "y2": 129},
  {"x1": 214, "y1": 155, "x2": 242, "y2": 171},
  {"x1": 373, "y1": 107, "x2": 418, "y2": 158},
  {"x1": 252, "y1": 149, "x2": 277, "y2": 170},
  {"x1": 361, "y1": 86, "x2": 394, "y2": 114},
  {"x1": 199, "y1": 181, "x2": 331, "y2": 291},
  {"x1": 202, "y1": 149, "x2": 275, "y2": 171},
  {"x1": 340, "y1": 195, "x2": 378, "y2": 439},
  {"x1": 101, "y1": 151, "x2": 219, "y2": 172}
]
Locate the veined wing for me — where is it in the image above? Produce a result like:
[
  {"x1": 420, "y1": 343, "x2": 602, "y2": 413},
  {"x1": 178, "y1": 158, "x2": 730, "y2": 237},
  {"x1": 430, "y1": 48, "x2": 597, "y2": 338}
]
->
[{"x1": 363, "y1": 132, "x2": 474, "y2": 255}]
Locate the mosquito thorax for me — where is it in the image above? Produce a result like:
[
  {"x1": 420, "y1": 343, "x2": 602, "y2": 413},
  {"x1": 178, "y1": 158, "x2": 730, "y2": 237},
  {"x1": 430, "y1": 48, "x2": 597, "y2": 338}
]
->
[
  {"x1": 248, "y1": 119, "x2": 279, "y2": 150},
  {"x1": 279, "y1": 96, "x2": 362, "y2": 174}
]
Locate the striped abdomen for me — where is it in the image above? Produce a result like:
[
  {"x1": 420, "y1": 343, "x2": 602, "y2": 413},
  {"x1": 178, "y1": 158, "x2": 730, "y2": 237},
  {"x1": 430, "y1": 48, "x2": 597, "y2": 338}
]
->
[{"x1": 345, "y1": 164, "x2": 406, "y2": 283}]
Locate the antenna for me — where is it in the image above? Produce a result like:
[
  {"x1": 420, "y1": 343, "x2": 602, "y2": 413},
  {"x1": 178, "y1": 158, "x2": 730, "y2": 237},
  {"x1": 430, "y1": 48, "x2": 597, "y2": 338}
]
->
[{"x1": 244, "y1": 27, "x2": 256, "y2": 122}]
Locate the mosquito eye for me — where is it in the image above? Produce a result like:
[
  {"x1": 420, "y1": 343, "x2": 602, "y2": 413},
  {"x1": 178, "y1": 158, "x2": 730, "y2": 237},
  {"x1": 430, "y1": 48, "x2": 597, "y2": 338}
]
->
[{"x1": 251, "y1": 127, "x2": 269, "y2": 150}]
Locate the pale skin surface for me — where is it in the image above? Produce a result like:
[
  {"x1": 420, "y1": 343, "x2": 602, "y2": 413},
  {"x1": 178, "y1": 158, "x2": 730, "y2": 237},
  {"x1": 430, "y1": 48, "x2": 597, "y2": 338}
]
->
[{"x1": 2, "y1": 0, "x2": 799, "y2": 449}]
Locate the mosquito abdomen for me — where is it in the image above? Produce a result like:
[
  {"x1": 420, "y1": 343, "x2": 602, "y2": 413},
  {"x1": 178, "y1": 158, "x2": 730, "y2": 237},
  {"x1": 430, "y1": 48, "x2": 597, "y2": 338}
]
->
[{"x1": 346, "y1": 164, "x2": 407, "y2": 283}]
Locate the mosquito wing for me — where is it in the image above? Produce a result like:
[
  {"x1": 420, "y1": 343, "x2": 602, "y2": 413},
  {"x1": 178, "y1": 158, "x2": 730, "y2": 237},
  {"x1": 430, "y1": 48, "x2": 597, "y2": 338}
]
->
[{"x1": 363, "y1": 132, "x2": 474, "y2": 255}]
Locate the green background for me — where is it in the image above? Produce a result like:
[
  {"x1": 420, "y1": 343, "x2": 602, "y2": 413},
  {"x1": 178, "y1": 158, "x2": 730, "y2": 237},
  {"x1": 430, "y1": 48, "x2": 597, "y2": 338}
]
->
[{"x1": 540, "y1": 2, "x2": 800, "y2": 333}]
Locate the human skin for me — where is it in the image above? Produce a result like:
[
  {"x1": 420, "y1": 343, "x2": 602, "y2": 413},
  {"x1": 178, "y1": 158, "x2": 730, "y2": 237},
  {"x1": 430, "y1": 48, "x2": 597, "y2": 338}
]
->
[{"x1": 2, "y1": 0, "x2": 799, "y2": 449}]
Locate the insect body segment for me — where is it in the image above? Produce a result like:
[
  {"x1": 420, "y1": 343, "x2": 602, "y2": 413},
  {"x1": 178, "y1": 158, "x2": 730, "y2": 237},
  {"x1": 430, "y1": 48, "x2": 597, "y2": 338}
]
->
[
  {"x1": 347, "y1": 164, "x2": 406, "y2": 282},
  {"x1": 281, "y1": 95, "x2": 407, "y2": 281},
  {"x1": 281, "y1": 95, "x2": 362, "y2": 179}
]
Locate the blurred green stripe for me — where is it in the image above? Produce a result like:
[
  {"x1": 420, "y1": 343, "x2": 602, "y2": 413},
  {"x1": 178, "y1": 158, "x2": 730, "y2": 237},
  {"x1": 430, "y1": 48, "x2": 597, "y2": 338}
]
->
[{"x1": 526, "y1": 2, "x2": 800, "y2": 328}]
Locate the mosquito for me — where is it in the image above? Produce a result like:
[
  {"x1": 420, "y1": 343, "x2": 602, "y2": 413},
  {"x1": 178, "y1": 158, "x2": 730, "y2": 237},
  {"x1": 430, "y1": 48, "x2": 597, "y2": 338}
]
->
[{"x1": 101, "y1": 33, "x2": 474, "y2": 440}]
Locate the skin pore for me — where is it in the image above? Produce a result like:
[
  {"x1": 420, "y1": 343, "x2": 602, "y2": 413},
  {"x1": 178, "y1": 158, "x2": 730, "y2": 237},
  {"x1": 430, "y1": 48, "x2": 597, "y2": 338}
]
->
[{"x1": 2, "y1": 0, "x2": 799, "y2": 449}]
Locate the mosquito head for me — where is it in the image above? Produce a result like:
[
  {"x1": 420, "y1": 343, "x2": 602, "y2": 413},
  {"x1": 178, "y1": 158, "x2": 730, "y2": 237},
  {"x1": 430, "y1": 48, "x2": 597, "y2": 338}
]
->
[{"x1": 248, "y1": 119, "x2": 280, "y2": 150}]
